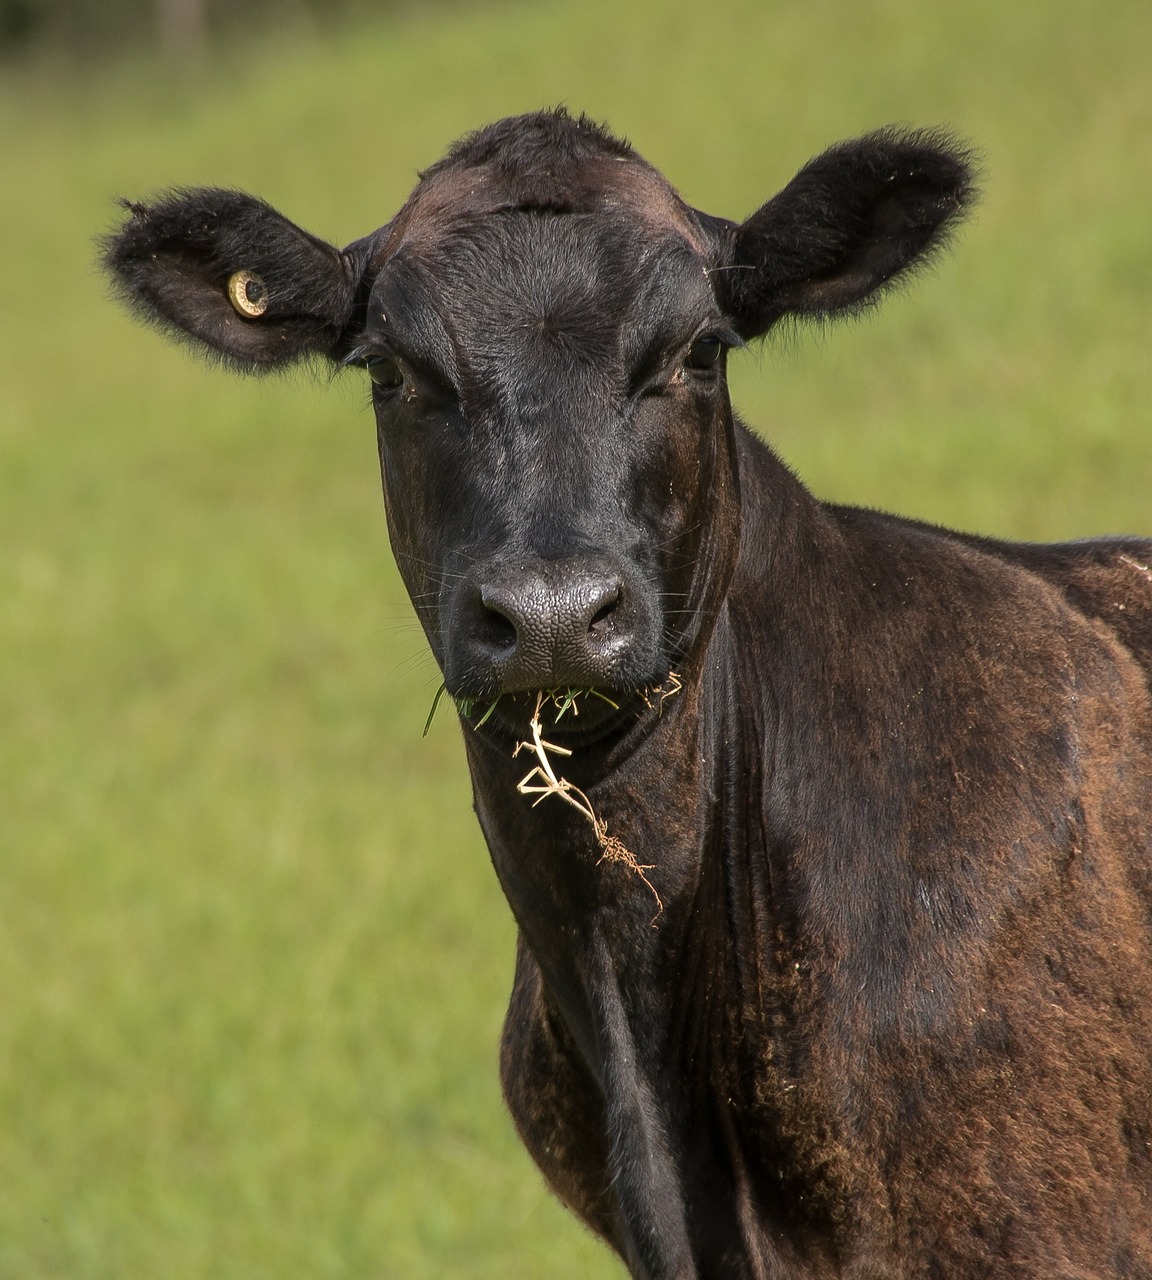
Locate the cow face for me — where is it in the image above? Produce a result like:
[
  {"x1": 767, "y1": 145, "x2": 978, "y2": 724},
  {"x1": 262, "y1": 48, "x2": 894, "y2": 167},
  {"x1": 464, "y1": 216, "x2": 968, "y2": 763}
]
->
[
  {"x1": 352, "y1": 161, "x2": 747, "y2": 729},
  {"x1": 103, "y1": 111, "x2": 973, "y2": 739}
]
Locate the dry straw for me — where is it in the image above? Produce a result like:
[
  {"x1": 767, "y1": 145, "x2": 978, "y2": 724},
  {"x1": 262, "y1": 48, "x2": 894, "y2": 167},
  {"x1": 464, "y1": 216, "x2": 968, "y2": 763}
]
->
[
  {"x1": 426, "y1": 678, "x2": 683, "y2": 919},
  {"x1": 513, "y1": 689, "x2": 663, "y2": 915}
]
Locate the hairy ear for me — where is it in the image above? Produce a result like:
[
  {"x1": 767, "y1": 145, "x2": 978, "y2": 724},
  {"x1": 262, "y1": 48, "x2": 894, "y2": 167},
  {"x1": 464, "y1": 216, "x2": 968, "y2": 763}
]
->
[
  {"x1": 713, "y1": 128, "x2": 977, "y2": 339},
  {"x1": 101, "y1": 189, "x2": 372, "y2": 372}
]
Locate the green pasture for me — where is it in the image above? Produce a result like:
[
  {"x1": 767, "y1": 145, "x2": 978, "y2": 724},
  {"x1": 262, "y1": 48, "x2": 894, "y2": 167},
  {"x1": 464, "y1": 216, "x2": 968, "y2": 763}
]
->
[{"x1": 1, "y1": 0, "x2": 1149, "y2": 1275}]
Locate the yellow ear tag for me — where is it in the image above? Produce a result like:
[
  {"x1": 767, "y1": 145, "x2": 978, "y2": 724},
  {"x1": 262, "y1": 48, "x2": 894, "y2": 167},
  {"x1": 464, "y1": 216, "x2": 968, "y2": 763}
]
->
[{"x1": 227, "y1": 270, "x2": 268, "y2": 318}]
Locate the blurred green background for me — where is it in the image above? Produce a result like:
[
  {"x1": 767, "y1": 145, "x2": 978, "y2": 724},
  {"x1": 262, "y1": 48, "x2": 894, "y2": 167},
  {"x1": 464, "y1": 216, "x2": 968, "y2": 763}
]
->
[{"x1": 1, "y1": 1, "x2": 1149, "y2": 1276}]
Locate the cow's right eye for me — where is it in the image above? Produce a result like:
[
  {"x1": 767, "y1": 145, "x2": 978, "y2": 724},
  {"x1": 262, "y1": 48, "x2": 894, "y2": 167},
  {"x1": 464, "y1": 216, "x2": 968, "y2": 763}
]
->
[
  {"x1": 685, "y1": 336, "x2": 723, "y2": 371},
  {"x1": 366, "y1": 356, "x2": 404, "y2": 390}
]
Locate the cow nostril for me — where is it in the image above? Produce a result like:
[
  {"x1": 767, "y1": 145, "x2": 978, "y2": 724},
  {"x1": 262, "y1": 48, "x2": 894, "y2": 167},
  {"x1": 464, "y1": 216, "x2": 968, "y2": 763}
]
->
[
  {"x1": 588, "y1": 588, "x2": 621, "y2": 636},
  {"x1": 478, "y1": 603, "x2": 518, "y2": 651}
]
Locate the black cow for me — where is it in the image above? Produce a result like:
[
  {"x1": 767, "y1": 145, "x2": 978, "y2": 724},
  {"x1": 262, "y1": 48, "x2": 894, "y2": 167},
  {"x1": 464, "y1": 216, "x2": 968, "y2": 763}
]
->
[{"x1": 104, "y1": 110, "x2": 1152, "y2": 1278}]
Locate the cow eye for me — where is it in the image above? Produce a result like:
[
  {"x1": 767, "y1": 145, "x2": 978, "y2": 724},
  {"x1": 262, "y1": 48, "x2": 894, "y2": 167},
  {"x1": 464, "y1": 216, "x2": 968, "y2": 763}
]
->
[
  {"x1": 365, "y1": 355, "x2": 404, "y2": 390},
  {"x1": 684, "y1": 336, "x2": 723, "y2": 372}
]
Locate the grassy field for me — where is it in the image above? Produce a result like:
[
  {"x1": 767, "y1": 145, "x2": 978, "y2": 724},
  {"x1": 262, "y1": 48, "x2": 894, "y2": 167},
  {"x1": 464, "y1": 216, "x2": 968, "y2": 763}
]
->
[{"x1": 1, "y1": 0, "x2": 1149, "y2": 1275}]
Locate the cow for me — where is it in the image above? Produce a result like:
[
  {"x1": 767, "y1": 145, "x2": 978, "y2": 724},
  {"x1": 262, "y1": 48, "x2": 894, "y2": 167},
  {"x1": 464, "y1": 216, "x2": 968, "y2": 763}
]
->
[{"x1": 103, "y1": 109, "x2": 1152, "y2": 1278}]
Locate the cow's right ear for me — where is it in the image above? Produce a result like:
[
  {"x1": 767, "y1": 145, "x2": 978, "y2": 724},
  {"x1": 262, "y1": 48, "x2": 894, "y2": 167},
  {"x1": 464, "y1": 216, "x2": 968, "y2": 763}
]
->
[{"x1": 101, "y1": 189, "x2": 370, "y2": 373}]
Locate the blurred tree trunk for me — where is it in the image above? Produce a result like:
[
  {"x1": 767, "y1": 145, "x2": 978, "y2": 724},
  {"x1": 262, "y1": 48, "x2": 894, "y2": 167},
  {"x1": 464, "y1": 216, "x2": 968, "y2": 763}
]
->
[{"x1": 156, "y1": 0, "x2": 205, "y2": 59}]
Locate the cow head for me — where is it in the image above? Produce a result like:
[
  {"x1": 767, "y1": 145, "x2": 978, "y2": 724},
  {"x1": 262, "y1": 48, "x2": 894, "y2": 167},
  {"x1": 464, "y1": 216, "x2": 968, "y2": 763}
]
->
[{"x1": 104, "y1": 110, "x2": 973, "y2": 742}]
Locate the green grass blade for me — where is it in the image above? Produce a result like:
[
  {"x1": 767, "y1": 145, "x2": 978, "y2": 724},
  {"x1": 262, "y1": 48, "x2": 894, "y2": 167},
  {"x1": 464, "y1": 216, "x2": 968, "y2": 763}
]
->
[{"x1": 423, "y1": 682, "x2": 448, "y2": 737}]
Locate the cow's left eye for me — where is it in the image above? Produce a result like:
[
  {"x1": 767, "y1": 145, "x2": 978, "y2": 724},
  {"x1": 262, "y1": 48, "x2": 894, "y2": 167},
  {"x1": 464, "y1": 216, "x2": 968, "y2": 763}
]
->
[
  {"x1": 366, "y1": 355, "x2": 404, "y2": 390},
  {"x1": 684, "y1": 336, "x2": 723, "y2": 372}
]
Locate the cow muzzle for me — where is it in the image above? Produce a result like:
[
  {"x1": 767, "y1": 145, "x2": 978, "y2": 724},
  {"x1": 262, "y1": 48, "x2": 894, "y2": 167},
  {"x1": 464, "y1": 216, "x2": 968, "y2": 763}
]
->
[{"x1": 442, "y1": 555, "x2": 662, "y2": 697}]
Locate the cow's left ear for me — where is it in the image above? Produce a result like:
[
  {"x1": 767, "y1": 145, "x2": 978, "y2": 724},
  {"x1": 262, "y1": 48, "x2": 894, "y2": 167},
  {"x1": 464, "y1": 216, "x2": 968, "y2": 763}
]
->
[
  {"x1": 102, "y1": 188, "x2": 373, "y2": 372},
  {"x1": 712, "y1": 128, "x2": 977, "y2": 339}
]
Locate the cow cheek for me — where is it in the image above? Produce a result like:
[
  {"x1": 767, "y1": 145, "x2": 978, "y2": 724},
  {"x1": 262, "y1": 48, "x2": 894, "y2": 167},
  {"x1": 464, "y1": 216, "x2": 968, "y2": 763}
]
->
[
  {"x1": 660, "y1": 405, "x2": 741, "y2": 653},
  {"x1": 376, "y1": 430, "x2": 453, "y2": 651},
  {"x1": 627, "y1": 401, "x2": 698, "y2": 533},
  {"x1": 639, "y1": 399, "x2": 733, "y2": 570}
]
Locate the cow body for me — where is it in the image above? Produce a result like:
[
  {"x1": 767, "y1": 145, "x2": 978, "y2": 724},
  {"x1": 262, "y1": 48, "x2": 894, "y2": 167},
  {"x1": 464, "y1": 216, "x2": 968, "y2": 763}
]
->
[{"x1": 104, "y1": 110, "x2": 1152, "y2": 1277}]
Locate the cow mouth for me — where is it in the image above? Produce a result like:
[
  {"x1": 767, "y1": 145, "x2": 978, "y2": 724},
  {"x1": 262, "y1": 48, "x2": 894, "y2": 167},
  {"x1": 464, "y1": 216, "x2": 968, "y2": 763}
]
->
[
  {"x1": 460, "y1": 686, "x2": 635, "y2": 746},
  {"x1": 445, "y1": 675, "x2": 682, "y2": 748}
]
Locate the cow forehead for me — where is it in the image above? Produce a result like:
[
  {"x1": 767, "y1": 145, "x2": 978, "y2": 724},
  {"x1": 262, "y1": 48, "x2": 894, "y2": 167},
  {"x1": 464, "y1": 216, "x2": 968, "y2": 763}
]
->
[
  {"x1": 365, "y1": 163, "x2": 720, "y2": 389},
  {"x1": 405, "y1": 215, "x2": 708, "y2": 322},
  {"x1": 364, "y1": 244, "x2": 713, "y2": 438},
  {"x1": 368, "y1": 222, "x2": 717, "y2": 406},
  {"x1": 375, "y1": 152, "x2": 711, "y2": 264}
]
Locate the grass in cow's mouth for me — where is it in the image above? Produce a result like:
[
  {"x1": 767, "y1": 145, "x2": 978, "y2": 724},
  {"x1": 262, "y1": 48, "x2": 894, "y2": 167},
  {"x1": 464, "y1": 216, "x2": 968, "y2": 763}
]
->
[
  {"x1": 422, "y1": 678, "x2": 683, "y2": 919},
  {"x1": 422, "y1": 683, "x2": 494, "y2": 736},
  {"x1": 423, "y1": 675, "x2": 683, "y2": 738},
  {"x1": 423, "y1": 685, "x2": 609, "y2": 737},
  {"x1": 422, "y1": 683, "x2": 615, "y2": 737}
]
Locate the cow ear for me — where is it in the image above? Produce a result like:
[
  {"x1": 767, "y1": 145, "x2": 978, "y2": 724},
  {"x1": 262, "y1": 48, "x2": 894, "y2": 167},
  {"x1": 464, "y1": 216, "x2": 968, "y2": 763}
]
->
[
  {"x1": 713, "y1": 128, "x2": 977, "y2": 339},
  {"x1": 101, "y1": 188, "x2": 369, "y2": 372}
]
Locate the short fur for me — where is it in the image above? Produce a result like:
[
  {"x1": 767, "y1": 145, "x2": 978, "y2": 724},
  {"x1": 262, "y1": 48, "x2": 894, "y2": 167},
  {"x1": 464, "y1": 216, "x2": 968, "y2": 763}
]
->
[{"x1": 102, "y1": 109, "x2": 1152, "y2": 1278}]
